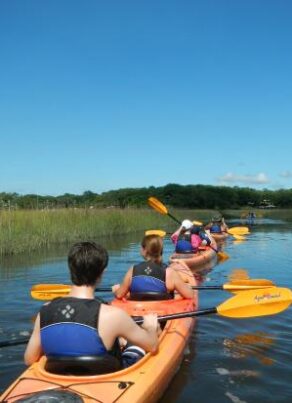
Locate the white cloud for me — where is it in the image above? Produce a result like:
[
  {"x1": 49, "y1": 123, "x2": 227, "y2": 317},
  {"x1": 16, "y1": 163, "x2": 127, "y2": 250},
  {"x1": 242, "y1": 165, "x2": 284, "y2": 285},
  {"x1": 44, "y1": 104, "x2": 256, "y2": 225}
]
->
[
  {"x1": 217, "y1": 172, "x2": 270, "y2": 186},
  {"x1": 279, "y1": 170, "x2": 292, "y2": 178}
]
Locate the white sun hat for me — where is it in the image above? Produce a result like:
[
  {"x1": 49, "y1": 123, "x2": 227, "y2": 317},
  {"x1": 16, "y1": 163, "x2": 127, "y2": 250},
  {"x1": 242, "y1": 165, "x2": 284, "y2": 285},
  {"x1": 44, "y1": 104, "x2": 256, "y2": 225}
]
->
[{"x1": 181, "y1": 219, "x2": 193, "y2": 230}]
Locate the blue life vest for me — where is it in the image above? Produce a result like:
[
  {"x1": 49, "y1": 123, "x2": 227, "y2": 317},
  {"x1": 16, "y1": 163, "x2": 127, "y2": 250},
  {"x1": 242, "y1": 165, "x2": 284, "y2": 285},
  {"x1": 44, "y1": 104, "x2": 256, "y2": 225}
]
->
[
  {"x1": 210, "y1": 224, "x2": 222, "y2": 233},
  {"x1": 199, "y1": 230, "x2": 211, "y2": 246},
  {"x1": 130, "y1": 261, "x2": 168, "y2": 295},
  {"x1": 176, "y1": 232, "x2": 195, "y2": 253},
  {"x1": 175, "y1": 239, "x2": 193, "y2": 253},
  {"x1": 40, "y1": 297, "x2": 112, "y2": 357}
]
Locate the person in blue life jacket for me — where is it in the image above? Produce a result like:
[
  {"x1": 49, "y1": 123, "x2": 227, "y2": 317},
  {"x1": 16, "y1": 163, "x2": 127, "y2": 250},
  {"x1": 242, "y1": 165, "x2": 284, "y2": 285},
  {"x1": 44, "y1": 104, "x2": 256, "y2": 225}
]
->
[
  {"x1": 112, "y1": 234, "x2": 194, "y2": 301},
  {"x1": 191, "y1": 224, "x2": 212, "y2": 247},
  {"x1": 171, "y1": 219, "x2": 212, "y2": 253},
  {"x1": 205, "y1": 215, "x2": 228, "y2": 234},
  {"x1": 246, "y1": 211, "x2": 256, "y2": 225},
  {"x1": 24, "y1": 241, "x2": 160, "y2": 371}
]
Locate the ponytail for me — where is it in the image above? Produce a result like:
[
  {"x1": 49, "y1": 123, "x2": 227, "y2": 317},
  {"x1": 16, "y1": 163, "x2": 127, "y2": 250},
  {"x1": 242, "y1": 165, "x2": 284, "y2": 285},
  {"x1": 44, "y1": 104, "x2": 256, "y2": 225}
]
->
[{"x1": 141, "y1": 234, "x2": 163, "y2": 264}]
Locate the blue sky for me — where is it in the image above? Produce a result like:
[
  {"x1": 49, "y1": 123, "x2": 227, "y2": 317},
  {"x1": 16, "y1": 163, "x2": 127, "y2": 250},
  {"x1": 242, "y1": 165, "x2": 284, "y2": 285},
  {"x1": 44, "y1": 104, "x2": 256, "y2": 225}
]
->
[{"x1": 1, "y1": 0, "x2": 292, "y2": 196}]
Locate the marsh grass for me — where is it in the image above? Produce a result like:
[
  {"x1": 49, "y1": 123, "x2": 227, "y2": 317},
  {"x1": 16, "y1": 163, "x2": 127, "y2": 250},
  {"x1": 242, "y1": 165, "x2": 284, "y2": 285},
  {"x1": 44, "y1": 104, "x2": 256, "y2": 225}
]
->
[
  {"x1": 0, "y1": 207, "x2": 213, "y2": 256},
  {"x1": 0, "y1": 208, "x2": 169, "y2": 256},
  {"x1": 1, "y1": 207, "x2": 291, "y2": 256}
]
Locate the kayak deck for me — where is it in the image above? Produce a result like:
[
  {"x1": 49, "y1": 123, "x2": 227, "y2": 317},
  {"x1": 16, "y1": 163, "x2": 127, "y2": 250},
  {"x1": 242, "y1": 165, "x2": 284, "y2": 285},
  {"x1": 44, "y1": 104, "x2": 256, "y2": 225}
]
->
[{"x1": 170, "y1": 245, "x2": 218, "y2": 270}]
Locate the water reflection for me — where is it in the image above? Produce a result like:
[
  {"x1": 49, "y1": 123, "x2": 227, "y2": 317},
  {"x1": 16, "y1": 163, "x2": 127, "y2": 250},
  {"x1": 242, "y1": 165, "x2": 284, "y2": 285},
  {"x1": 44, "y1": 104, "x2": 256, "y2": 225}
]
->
[
  {"x1": 228, "y1": 268, "x2": 250, "y2": 280},
  {"x1": 160, "y1": 331, "x2": 198, "y2": 403},
  {"x1": 0, "y1": 232, "x2": 143, "y2": 276},
  {"x1": 191, "y1": 257, "x2": 219, "y2": 285},
  {"x1": 223, "y1": 332, "x2": 275, "y2": 365}
]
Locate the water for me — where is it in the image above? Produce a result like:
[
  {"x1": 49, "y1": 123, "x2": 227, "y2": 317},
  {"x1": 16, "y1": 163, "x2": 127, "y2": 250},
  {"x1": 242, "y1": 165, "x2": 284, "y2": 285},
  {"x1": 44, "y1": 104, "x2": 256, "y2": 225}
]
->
[{"x1": 1, "y1": 223, "x2": 292, "y2": 402}]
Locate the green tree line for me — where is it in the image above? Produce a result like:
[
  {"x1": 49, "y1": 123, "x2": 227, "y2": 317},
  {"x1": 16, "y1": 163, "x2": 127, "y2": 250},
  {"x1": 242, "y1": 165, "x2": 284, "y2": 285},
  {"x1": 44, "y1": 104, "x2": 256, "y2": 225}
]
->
[{"x1": 1, "y1": 184, "x2": 292, "y2": 210}]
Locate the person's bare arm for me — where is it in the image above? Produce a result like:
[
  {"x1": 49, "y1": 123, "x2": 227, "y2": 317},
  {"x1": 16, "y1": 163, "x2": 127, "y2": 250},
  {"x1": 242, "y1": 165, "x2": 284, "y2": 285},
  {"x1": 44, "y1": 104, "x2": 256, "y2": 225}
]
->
[
  {"x1": 221, "y1": 220, "x2": 229, "y2": 232},
  {"x1": 171, "y1": 225, "x2": 183, "y2": 243},
  {"x1": 99, "y1": 305, "x2": 159, "y2": 353},
  {"x1": 24, "y1": 314, "x2": 43, "y2": 365},
  {"x1": 112, "y1": 267, "x2": 133, "y2": 299},
  {"x1": 166, "y1": 268, "x2": 194, "y2": 299}
]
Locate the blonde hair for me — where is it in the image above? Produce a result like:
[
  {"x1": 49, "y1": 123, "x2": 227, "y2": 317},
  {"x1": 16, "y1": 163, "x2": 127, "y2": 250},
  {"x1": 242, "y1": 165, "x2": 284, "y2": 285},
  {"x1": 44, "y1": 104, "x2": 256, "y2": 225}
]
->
[{"x1": 141, "y1": 234, "x2": 163, "y2": 264}]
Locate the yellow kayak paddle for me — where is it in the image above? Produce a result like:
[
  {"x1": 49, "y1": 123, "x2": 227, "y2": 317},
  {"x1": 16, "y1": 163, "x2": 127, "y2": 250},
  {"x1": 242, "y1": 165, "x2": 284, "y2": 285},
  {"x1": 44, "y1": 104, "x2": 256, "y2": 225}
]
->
[
  {"x1": 3, "y1": 286, "x2": 291, "y2": 348},
  {"x1": 30, "y1": 279, "x2": 276, "y2": 301}
]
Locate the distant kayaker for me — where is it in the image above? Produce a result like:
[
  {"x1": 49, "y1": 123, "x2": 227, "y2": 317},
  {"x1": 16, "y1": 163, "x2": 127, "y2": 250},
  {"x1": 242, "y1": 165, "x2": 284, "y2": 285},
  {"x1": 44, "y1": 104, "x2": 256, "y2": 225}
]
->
[
  {"x1": 205, "y1": 215, "x2": 229, "y2": 234},
  {"x1": 24, "y1": 241, "x2": 160, "y2": 371},
  {"x1": 112, "y1": 234, "x2": 194, "y2": 300},
  {"x1": 247, "y1": 211, "x2": 256, "y2": 225},
  {"x1": 171, "y1": 219, "x2": 211, "y2": 254}
]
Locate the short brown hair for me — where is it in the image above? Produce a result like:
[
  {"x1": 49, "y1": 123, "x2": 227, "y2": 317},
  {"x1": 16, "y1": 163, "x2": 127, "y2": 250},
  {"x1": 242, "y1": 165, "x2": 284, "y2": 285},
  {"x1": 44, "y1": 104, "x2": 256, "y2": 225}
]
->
[{"x1": 68, "y1": 241, "x2": 109, "y2": 286}]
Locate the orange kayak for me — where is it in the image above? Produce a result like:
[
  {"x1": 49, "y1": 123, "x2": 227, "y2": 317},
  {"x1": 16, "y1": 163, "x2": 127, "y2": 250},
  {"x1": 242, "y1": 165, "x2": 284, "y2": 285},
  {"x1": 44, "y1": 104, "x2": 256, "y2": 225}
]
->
[
  {"x1": 0, "y1": 267, "x2": 198, "y2": 403},
  {"x1": 170, "y1": 244, "x2": 218, "y2": 270}
]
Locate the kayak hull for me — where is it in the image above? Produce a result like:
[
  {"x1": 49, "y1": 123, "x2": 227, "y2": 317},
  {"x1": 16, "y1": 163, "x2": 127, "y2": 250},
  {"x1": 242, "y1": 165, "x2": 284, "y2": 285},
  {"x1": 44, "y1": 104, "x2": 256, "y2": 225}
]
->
[
  {"x1": 170, "y1": 245, "x2": 217, "y2": 270},
  {"x1": 1, "y1": 269, "x2": 198, "y2": 403}
]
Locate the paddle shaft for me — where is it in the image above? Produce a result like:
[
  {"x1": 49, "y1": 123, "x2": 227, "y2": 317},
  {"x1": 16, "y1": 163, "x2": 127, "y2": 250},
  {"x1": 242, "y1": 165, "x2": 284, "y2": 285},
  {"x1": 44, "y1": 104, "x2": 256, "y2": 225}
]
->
[
  {"x1": 3, "y1": 286, "x2": 291, "y2": 348},
  {"x1": 168, "y1": 213, "x2": 181, "y2": 225},
  {"x1": 110, "y1": 285, "x2": 224, "y2": 291},
  {"x1": 0, "y1": 307, "x2": 218, "y2": 347},
  {"x1": 30, "y1": 278, "x2": 275, "y2": 302},
  {"x1": 106, "y1": 286, "x2": 224, "y2": 292},
  {"x1": 135, "y1": 308, "x2": 217, "y2": 324},
  {"x1": 208, "y1": 244, "x2": 219, "y2": 253},
  {"x1": 32, "y1": 283, "x2": 271, "y2": 296},
  {"x1": 0, "y1": 337, "x2": 29, "y2": 348}
]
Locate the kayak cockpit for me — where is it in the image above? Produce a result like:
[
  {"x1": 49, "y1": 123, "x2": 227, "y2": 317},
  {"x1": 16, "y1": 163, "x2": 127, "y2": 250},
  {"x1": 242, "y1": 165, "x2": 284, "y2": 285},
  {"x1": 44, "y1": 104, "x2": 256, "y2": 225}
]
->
[
  {"x1": 45, "y1": 354, "x2": 121, "y2": 376},
  {"x1": 128, "y1": 291, "x2": 174, "y2": 301}
]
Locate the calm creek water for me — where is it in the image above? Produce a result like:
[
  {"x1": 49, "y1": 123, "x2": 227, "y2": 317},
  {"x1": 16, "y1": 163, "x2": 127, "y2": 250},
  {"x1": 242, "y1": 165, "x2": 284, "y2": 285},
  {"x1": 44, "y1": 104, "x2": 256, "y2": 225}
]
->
[{"x1": 1, "y1": 219, "x2": 292, "y2": 402}]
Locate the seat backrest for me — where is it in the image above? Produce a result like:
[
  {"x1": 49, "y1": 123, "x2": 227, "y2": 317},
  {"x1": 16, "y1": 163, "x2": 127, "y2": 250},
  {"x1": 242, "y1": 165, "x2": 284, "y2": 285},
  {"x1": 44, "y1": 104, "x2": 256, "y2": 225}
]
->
[
  {"x1": 129, "y1": 291, "x2": 173, "y2": 301},
  {"x1": 45, "y1": 354, "x2": 121, "y2": 376}
]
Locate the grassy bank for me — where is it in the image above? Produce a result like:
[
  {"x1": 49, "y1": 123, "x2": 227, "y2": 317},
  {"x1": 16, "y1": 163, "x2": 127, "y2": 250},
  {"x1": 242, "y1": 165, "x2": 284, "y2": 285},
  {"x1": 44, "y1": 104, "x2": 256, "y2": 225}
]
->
[
  {"x1": 1, "y1": 207, "x2": 291, "y2": 256},
  {"x1": 0, "y1": 208, "x2": 171, "y2": 256},
  {"x1": 0, "y1": 207, "x2": 218, "y2": 256}
]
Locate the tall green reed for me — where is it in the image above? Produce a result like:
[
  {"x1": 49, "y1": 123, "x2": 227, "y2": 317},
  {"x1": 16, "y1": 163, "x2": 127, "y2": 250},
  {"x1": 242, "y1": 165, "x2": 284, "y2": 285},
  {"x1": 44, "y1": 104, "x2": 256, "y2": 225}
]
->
[
  {"x1": 0, "y1": 208, "x2": 168, "y2": 256},
  {"x1": 2, "y1": 206, "x2": 275, "y2": 256}
]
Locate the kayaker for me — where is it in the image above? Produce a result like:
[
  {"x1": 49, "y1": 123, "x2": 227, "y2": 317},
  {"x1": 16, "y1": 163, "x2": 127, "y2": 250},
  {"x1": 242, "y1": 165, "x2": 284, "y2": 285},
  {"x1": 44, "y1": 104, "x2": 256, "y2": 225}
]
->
[
  {"x1": 171, "y1": 219, "x2": 209, "y2": 253},
  {"x1": 24, "y1": 241, "x2": 160, "y2": 372},
  {"x1": 112, "y1": 234, "x2": 194, "y2": 300},
  {"x1": 205, "y1": 215, "x2": 229, "y2": 234},
  {"x1": 190, "y1": 224, "x2": 212, "y2": 247}
]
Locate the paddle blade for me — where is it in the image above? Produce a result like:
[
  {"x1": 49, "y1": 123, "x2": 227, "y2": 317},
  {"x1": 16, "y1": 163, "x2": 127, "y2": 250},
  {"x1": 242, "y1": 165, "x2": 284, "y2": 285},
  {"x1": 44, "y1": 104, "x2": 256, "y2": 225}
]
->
[
  {"x1": 193, "y1": 220, "x2": 203, "y2": 226},
  {"x1": 224, "y1": 279, "x2": 276, "y2": 292},
  {"x1": 148, "y1": 197, "x2": 168, "y2": 215},
  {"x1": 217, "y1": 250, "x2": 229, "y2": 262},
  {"x1": 145, "y1": 229, "x2": 166, "y2": 237},
  {"x1": 232, "y1": 234, "x2": 246, "y2": 241},
  {"x1": 228, "y1": 227, "x2": 250, "y2": 236},
  {"x1": 228, "y1": 279, "x2": 275, "y2": 286},
  {"x1": 217, "y1": 287, "x2": 292, "y2": 318},
  {"x1": 31, "y1": 284, "x2": 71, "y2": 300}
]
